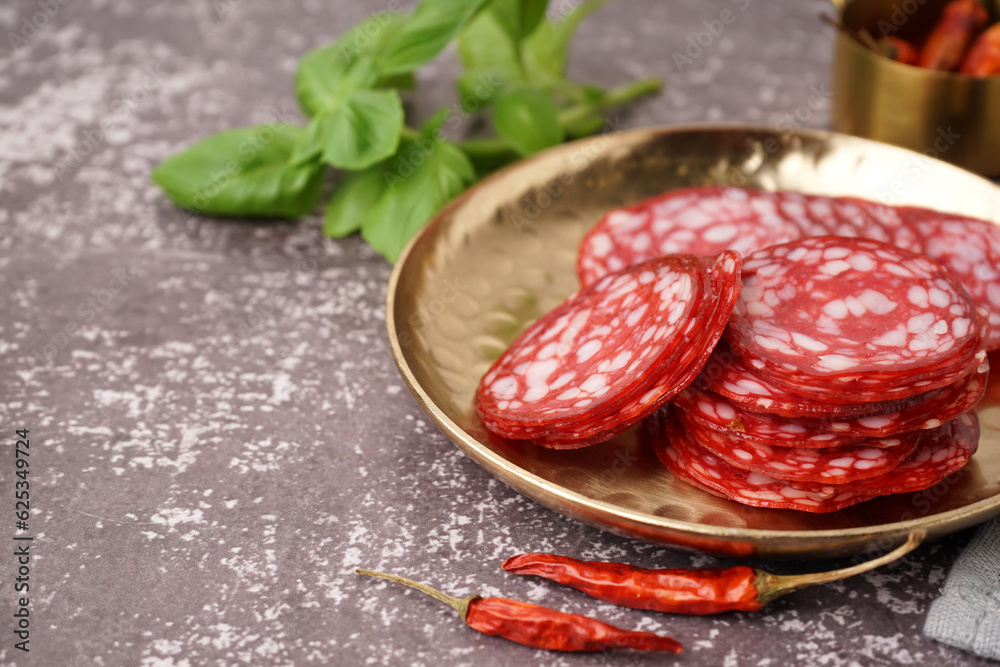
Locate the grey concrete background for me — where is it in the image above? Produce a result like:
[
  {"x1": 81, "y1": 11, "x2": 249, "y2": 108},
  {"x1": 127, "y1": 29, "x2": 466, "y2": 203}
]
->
[{"x1": 0, "y1": 0, "x2": 994, "y2": 664}]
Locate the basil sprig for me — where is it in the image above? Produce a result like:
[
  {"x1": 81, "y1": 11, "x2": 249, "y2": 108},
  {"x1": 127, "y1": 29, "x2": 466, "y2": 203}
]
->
[{"x1": 153, "y1": 0, "x2": 661, "y2": 263}]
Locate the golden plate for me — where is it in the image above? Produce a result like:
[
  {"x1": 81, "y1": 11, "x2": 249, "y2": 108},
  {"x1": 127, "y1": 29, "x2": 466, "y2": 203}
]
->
[{"x1": 386, "y1": 124, "x2": 1000, "y2": 558}]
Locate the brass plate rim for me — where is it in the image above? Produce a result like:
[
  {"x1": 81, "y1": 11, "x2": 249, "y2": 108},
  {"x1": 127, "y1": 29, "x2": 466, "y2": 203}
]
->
[{"x1": 385, "y1": 122, "x2": 1000, "y2": 555}]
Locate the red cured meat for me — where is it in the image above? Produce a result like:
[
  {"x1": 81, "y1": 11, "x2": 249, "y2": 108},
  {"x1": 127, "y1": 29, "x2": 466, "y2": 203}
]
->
[
  {"x1": 531, "y1": 251, "x2": 742, "y2": 448},
  {"x1": 577, "y1": 187, "x2": 802, "y2": 287},
  {"x1": 820, "y1": 201, "x2": 1000, "y2": 352},
  {"x1": 476, "y1": 252, "x2": 741, "y2": 447},
  {"x1": 725, "y1": 236, "x2": 989, "y2": 403},
  {"x1": 897, "y1": 212, "x2": 1000, "y2": 350},
  {"x1": 654, "y1": 410, "x2": 980, "y2": 512},
  {"x1": 698, "y1": 344, "x2": 932, "y2": 419},
  {"x1": 477, "y1": 255, "x2": 703, "y2": 433},
  {"x1": 675, "y1": 409, "x2": 921, "y2": 484},
  {"x1": 576, "y1": 187, "x2": 1000, "y2": 350},
  {"x1": 674, "y1": 360, "x2": 987, "y2": 447}
]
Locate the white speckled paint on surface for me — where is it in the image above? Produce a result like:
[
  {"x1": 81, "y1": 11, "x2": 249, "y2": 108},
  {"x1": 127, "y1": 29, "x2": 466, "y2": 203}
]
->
[{"x1": 0, "y1": 0, "x2": 992, "y2": 665}]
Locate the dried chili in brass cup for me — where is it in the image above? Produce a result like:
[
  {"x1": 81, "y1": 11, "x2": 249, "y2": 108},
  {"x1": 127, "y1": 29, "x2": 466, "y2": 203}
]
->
[{"x1": 831, "y1": 0, "x2": 1000, "y2": 176}]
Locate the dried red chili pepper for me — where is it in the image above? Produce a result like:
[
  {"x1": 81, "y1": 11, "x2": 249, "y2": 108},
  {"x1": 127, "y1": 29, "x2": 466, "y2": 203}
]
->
[
  {"x1": 503, "y1": 533, "x2": 922, "y2": 615},
  {"x1": 959, "y1": 23, "x2": 1000, "y2": 76},
  {"x1": 504, "y1": 554, "x2": 760, "y2": 614},
  {"x1": 877, "y1": 36, "x2": 920, "y2": 65},
  {"x1": 355, "y1": 568, "x2": 683, "y2": 653},
  {"x1": 917, "y1": 0, "x2": 989, "y2": 70}
]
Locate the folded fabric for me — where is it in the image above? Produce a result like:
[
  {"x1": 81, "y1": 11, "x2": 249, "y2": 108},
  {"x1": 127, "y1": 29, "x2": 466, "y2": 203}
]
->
[{"x1": 924, "y1": 517, "x2": 1000, "y2": 660}]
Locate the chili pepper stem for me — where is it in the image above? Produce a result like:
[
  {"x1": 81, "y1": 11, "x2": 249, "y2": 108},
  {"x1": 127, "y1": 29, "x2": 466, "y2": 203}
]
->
[
  {"x1": 754, "y1": 531, "x2": 925, "y2": 606},
  {"x1": 355, "y1": 568, "x2": 480, "y2": 619}
]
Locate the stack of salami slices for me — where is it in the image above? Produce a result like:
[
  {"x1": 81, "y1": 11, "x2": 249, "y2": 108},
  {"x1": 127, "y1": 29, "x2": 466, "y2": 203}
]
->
[
  {"x1": 475, "y1": 251, "x2": 741, "y2": 448},
  {"x1": 476, "y1": 186, "x2": 996, "y2": 513},
  {"x1": 655, "y1": 236, "x2": 989, "y2": 512},
  {"x1": 577, "y1": 186, "x2": 1000, "y2": 350}
]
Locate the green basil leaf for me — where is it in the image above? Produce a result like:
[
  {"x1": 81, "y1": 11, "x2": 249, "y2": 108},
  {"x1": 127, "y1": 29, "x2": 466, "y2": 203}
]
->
[
  {"x1": 459, "y1": 137, "x2": 521, "y2": 177},
  {"x1": 309, "y1": 88, "x2": 404, "y2": 171},
  {"x1": 456, "y1": 69, "x2": 512, "y2": 113},
  {"x1": 337, "y1": 11, "x2": 411, "y2": 63},
  {"x1": 522, "y1": 0, "x2": 608, "y2": 83},
  {"x1": 490, "y1": 0, "x2": 549, "y2": 41},
  {"x1": 295, "y1": 51, "x2": 380, "y2": 119},
  {"x1": 421, "y1": 108, "x2": 452, "y2": 139},
  {"x1": 296, "y1": 45, "x2": 347, "y2": 118},
  {"x1": 563, "y1": 112, "x2": 607, "y2": 138},
  {"x1": 457, "y1": 6, "x2": 523, "y2": 78},
  {"x1": 378, "y1": 71, "x2": 416, "y2": 90},
  {"x1": 562, "y1": 85, "x2": 609, "y2": 137},
  {"x1": 289, "y1": 114, "x2": 324, "y2": 166},
  {"x1": 323, "y1": 166, "x2": 386, "y2": 238},
  {"x1": 378, "y1": 0, "x2": 493, "y2": 76},
  {"x1": 492, "y1": 88, "x2": 564, "y2": 157},
  {"x1": 361, "y1": 138, "x2": 475, "y2": 262},
  {"x1": 296, "y1": 12, "x2": 416, "y2": 118},
  {"x1": 152, "y1": 125, "x2": 324, "y2": 219}
]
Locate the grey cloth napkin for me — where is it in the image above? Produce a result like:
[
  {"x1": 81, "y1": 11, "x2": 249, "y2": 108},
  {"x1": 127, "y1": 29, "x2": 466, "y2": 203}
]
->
[{"x1": 925, "y1": 517, "x2": 1000, "y2": 660}]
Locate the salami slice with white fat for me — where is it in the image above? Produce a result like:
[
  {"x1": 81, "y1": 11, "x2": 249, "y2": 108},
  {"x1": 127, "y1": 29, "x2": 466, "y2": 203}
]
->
[
  {"x1": 675, "y1": 409, "x2": 920, "y2": 484},
  {"x1": 725, "y1": 236, "x2": 989, "y2": 403},
  {"x1": 577, "y1": 187, "x2": 802, "y2": 287},
  {"x1": 530, "y1": 251, "x2": 742, "y2": 448},
  {"x1": 655, "y1": 409, "x2": 980, "y2": 512},
  {"x1": 674, "y1": 360, "x2": 987, "y2": 447},
  {"x1": 577, "y1": 187, "x2": 1000, "y2": 351},
  {"x1": 476, "y1": 252, "x2": 741, "y2": 447},
  {"x1": 897, "y1": 211, "x2": 1000, "y2": 350},
  {"x1": 698, "y1": 344, "x2": 932, "y2": 418}
]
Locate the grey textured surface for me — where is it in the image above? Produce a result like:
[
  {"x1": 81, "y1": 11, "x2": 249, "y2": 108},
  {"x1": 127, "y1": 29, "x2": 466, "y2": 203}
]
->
[{"x1": 0, "y1": 0, "x2": 994, "y2": 665}]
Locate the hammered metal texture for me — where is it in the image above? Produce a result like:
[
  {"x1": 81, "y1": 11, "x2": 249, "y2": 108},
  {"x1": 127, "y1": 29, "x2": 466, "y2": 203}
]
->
[{"x1": 388, "y1": 125, "x2": 1000, "y2": 558}]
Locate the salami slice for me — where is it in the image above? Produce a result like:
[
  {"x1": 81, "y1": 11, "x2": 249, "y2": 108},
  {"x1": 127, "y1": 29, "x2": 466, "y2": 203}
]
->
[
  {"x1": 577, "y1": 187, "x2": 802, "y2": 287},
  {"x1": 530, "y1": 251, "x2": 742, "y2": 448},
  {"x1": 477, "y1": 255, "x2": 703, "y2": 437},
  {"x1": 834, "y1": 198, "x2": 926, "y2": 251},
  {"x1": 476, "y1": 252, "x2": 741, "y2": 447},
  {"x1": 725, "y1": 236, "x2": 989, "y2": 403},
  {"x1": 674, "y1": 360, "x2": 987, "y2": 447},
  {"x1": 654, "y1": 410, "x2": 980, "y2": 512},
  {"x1": 577, "y1": 187, "x2": 1000, "y2": 350},
  {"x1": 675, "y1": 409, "x2": 921, "y2": 484},
  {"x1": 698, "y1": 344, "x2": 932, "y2": 419},
  {"x1": 898, "y1": 212, "x2": 1000, "y2": 350}
]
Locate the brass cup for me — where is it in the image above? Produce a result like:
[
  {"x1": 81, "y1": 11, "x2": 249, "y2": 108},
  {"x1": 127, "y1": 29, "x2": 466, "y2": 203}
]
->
[{"x1": 832, "y1": 0, "x2": 1000, "y2": 176}]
